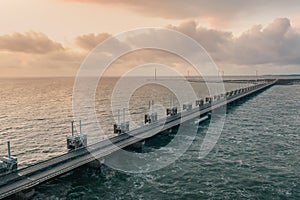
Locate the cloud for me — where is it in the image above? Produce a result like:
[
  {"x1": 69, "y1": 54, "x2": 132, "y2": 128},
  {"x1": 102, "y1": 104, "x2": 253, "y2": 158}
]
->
[
  {"x1": 0, "y1": 31, "x2": 131, "y2": 77},
  {"x1": 0, "y1": 31, "x2": 84, "y2": 77},
  {"x1": 75, "y1": 33, "x2": 110, "y2": 50},
  {"x1": 168, "y1": 20, "x2": 233, "y2": 55},
  {"x1": 75, "y1": 33, "x2": 131, "y2": 56},
  {"x1": 0, "y1": 32, "x2": 64, "y2": 54},
  {"x1": 169, "y1": 18, "x2": 300, "y2": 66},
  {"x1": 232, "y1": 18, "x2": 300, "y2": 65},
  {"x1": 111, "y1": 18, "x2": 300, "y2": 74},
  {"x1": 65, "y1": 0, "x2": 300, "y2": 27}
]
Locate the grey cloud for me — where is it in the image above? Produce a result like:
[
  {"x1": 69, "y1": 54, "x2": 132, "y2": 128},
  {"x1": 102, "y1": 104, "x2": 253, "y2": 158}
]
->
[
  {"x1": 75, "y1": 33, "x2": 132, "y2": 58},
  {"x1": 96, "y1": 18, "x2": 300, "y2": 69},
  {"x1": 232, "y1": 18, "x2": 300, "y2": 65},
  {"x1": 169, "y1": 18, "x2": 300, "y2": 66},
  {"x1": 75, "y1": 33, "x2": 111, "y2": 50},
  {"x1": 0, "y1": 32, "x2": 64, "y2": 54}
]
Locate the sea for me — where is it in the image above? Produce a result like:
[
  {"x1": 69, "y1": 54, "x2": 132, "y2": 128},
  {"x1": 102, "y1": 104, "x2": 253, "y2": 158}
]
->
[{"x1": 0, "y1": 77, "x2": 299, "y2": 199}]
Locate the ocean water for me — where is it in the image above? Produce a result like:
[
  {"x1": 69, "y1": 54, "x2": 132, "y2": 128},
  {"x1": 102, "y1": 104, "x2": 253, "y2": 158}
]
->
[{"x1": 0, "y1": 78, "x2": 299, "y2": 199}]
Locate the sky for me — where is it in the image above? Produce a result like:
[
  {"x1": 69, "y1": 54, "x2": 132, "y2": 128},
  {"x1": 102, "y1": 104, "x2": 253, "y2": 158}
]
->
[{"x1": 0, "y1": 0, "x2": 300, "y2": 77}]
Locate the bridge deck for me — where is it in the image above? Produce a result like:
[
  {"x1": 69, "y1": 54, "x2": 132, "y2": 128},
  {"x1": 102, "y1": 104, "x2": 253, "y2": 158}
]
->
[{"x1": 0, "y1": 80, "x2": 277, "y2": 199}]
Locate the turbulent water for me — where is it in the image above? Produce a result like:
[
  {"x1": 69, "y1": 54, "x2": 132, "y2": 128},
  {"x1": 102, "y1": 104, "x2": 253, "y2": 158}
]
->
[{"x1": 0, "y1": 78, "x2": 299, "y2": 199}]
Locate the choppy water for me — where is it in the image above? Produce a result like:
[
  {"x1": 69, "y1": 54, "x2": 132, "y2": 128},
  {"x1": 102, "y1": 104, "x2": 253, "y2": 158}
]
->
[{"x1": 0, "y1": 78, "x2": 299, "y2": 199}]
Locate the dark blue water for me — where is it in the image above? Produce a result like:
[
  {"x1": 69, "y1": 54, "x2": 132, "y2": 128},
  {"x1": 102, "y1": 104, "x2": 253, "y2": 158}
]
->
[{"x1": 31, "y1": 85, "x2": 300, "y2": 199}]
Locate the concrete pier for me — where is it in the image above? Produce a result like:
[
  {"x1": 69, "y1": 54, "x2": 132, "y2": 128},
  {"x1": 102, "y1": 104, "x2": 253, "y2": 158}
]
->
[
  {"x1": 15, "y1": 188, "x2": 35, "y2": 200},
  {"x1": 66, "y1": 120, "x2": 87, "y2": 151},
  {"x1": 0, "y1": 142, "x2": 18, "y2": 174}
]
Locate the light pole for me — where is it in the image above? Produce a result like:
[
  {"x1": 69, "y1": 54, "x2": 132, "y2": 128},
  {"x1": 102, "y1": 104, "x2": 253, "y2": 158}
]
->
[
  {"x1": 218, "y1": 70, "x2": 224, "y2": 78},
  {"x1": 255, "y1": 70, "x2": 258, "y2": 83}
]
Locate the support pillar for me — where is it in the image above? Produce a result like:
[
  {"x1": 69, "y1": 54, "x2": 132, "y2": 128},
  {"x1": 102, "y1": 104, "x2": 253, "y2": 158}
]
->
[{"x1": 15, "y1": 188, "x2": 35, "y2": 200}]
